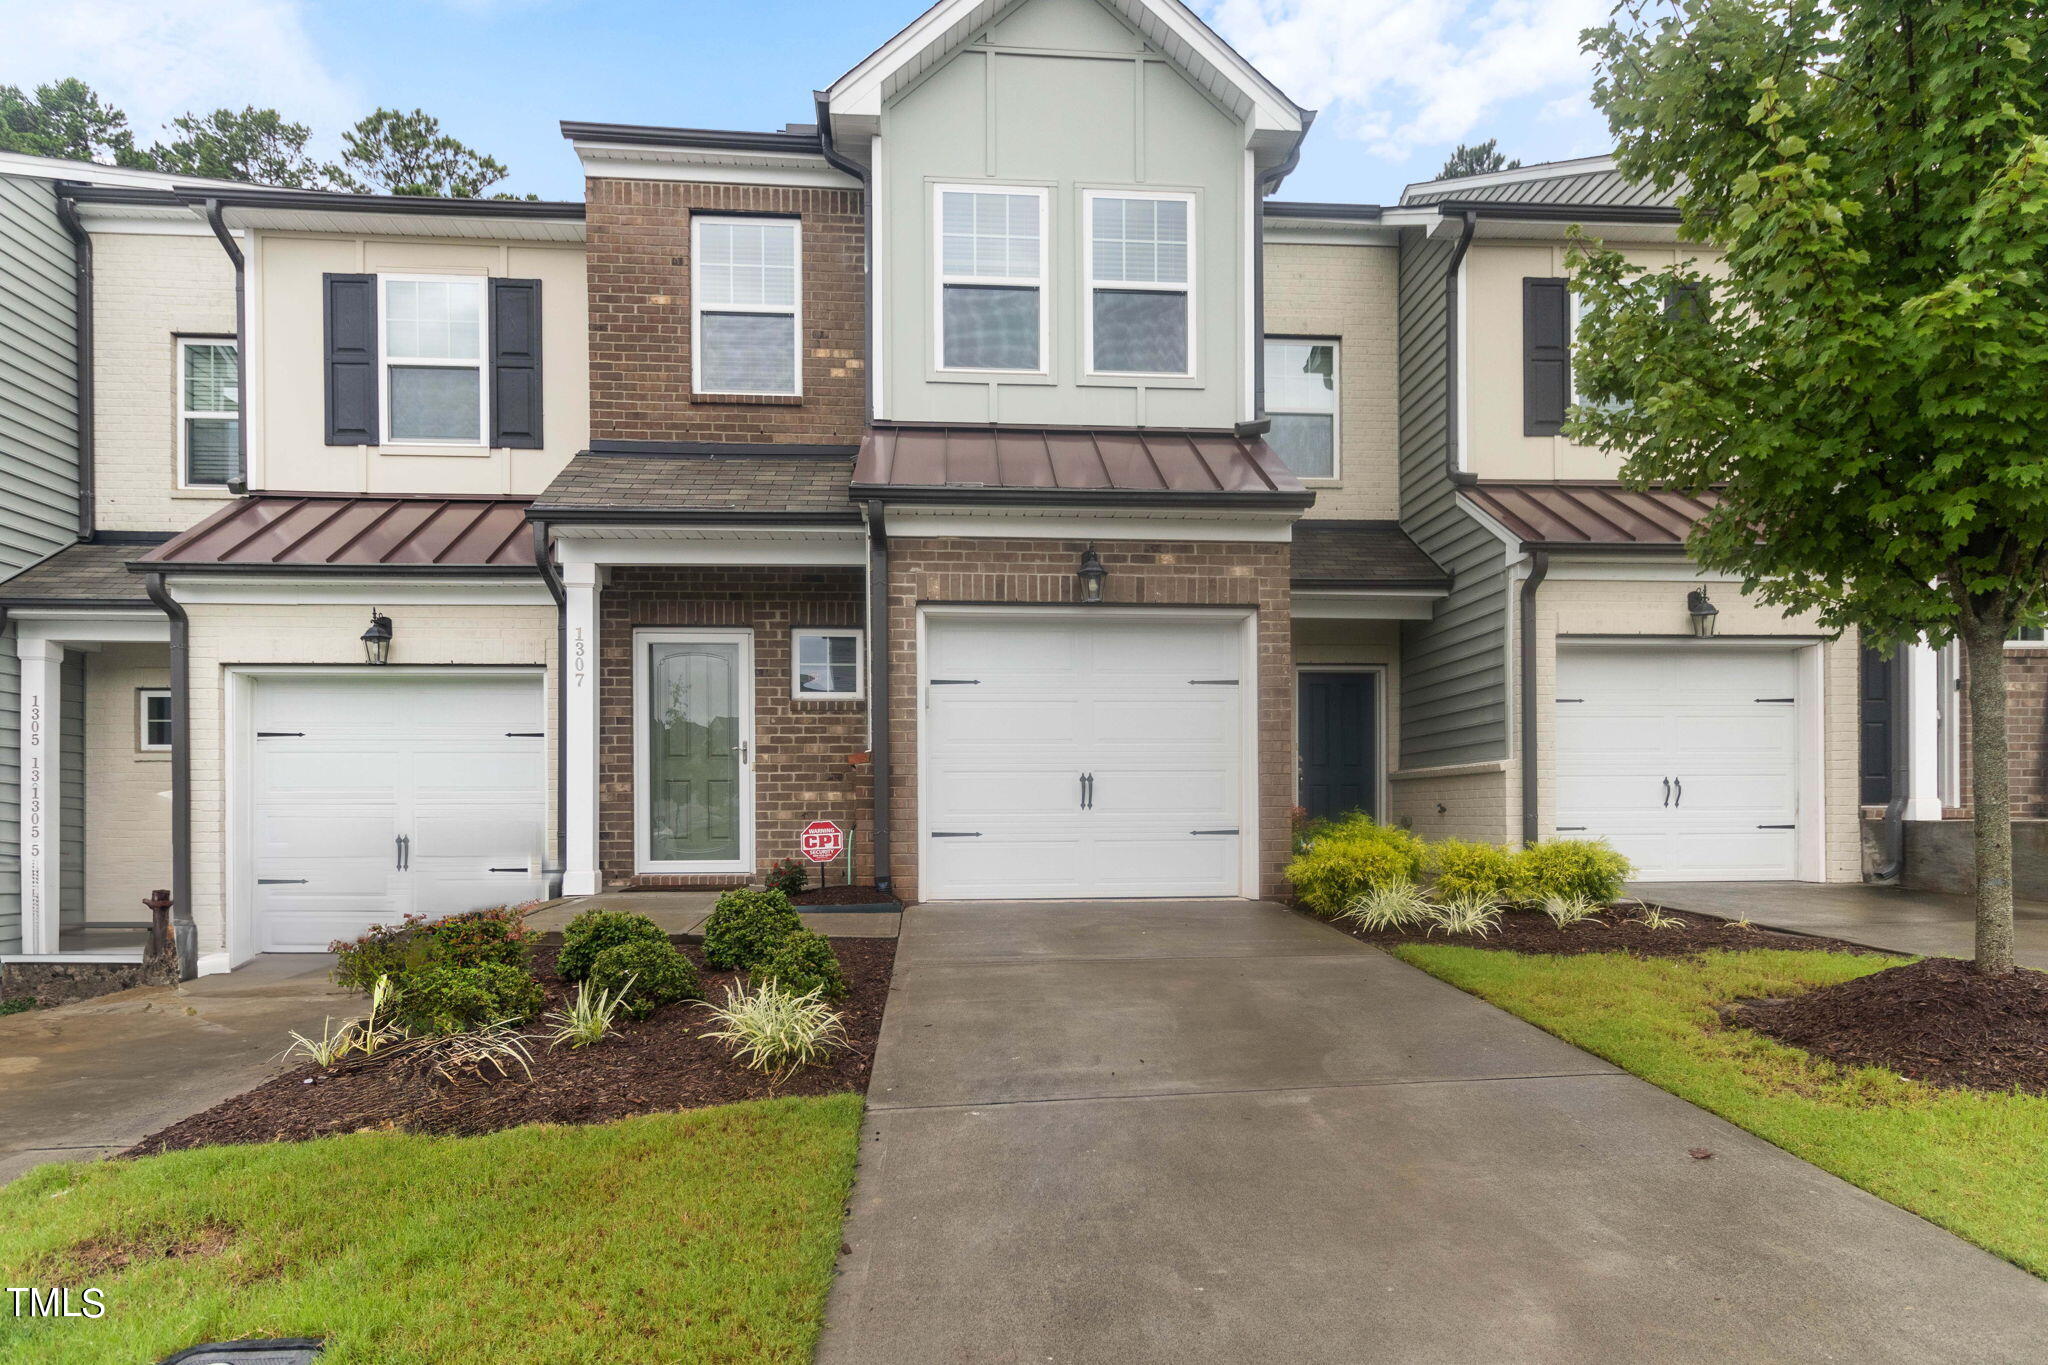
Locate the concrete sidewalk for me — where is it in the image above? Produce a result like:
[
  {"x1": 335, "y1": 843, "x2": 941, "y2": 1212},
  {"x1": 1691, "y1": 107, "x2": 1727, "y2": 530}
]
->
[
  {"x1": 1636, "y1": 880, "x2": 2048, "y2": 969},
  {"x1": 0, "y1": 955, "x2": 352, "y2": 1183},
  {"x1": 820, "y1": 900, "x2": 2048, "y2": 1364}
]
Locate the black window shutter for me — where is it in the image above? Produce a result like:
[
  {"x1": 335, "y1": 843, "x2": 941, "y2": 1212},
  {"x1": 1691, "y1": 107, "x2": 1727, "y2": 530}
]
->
[
  {"x1": 1523, "y1": 276, "x2": 1571, "y2": 437},
  {"x1": 323, "y1": 273, "x2": 378, "y2": 446},
  {"x1": 489, "y1": 278, "x2": 544, "y2": 449}
]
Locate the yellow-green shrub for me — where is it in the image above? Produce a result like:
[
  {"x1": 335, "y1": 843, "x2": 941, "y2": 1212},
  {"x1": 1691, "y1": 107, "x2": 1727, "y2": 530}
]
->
[
  {"x1": 1286, "y1": 817, "x2": 1427, "y2": 917},
  {"x1": 1512, "y1": 840, "x2": 1633, "y2": 905},
  {"x1": 1426, "y1": 838, "x2": 1518, "y2": 903}
]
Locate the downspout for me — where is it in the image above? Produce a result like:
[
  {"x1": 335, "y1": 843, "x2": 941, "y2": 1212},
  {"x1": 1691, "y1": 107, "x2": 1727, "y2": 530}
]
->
[
  {"x1": 142, "y1": 572, "x2": 195, "y2": 980},
  {"x1": 1873, "y1": 645, "x2": 1911, "y2": 880},
  {"x1": 814, "y1": 92, "x2": 875, "y2": 426},
  {"x1": 531, "y1": 520, "x2": 568, "y2": 898},
  {"x1": 1248, "y1": 114, "x2": 1314, "y2": 431},
  {"x1": 1517, "y1": 549, "x2": 1551, "y2": 846},
  {"x1": 1442, "y1": 209, "x2": 1479, "y2": 487},
  {"x1": 864, "y1": 499, "x2": 892, "y2": 895},
  {"x1": 54, "y1": 191, "x2": 94, "y2": 540},
  {"x1": 200, "y1": 200, "x2": 249, "y2": 494}
]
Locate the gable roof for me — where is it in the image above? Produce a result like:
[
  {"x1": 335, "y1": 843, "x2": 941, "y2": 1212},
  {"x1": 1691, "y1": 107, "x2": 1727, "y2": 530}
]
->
[{"x1": 1401, "y1": 155, "x2": 1682, "y2": 211}]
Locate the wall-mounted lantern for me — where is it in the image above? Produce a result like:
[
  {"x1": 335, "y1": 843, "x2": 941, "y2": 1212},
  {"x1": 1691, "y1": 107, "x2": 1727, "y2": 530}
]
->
[
  {"x1": 361, "y1": 610, "x2": 395, "y2": 665},
  {"x1": 1686, "y1": 588, "x2": 1719, "y2": 639},
  {"x1": 1077, "y1": 546, "x2": 1108, "y2": 606}
]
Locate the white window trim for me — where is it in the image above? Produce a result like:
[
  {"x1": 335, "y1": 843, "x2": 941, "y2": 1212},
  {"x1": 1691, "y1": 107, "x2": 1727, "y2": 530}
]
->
[
  {"x1": 377, "y1": 273, "x2": 489, "y2": 448},
  {"x1": 690, "y1": 215, "x2": 804, "y2": 398},
  {"x1": 176, "y1": 336, "x2": 238, "y2": 489},
  {"x1": 138, "y1": 687, "x2": 172, "y2": 752},
  {"x1": 933, "y1": 182, "x2": 1051, "y2": 377},
  {"x1": 1083, "y1": 188, "x2": 1196, "y2": 379},
  {"x1": 791, "y1": 627, "x2": 865, "y2": 700},
  {"x1": 1264, "y1": 335, "x2": 1340, "y2": 484}
]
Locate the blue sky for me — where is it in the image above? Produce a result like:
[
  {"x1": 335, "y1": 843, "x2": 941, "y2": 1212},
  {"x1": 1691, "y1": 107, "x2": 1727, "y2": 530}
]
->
[{"x1": 3, "y1": 0, "x2": 1617, "y2": 204}]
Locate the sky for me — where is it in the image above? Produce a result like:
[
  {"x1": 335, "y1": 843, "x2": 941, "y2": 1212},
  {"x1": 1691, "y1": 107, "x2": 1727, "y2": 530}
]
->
[{"x1": 0, "y1": 0, "x2": 1618, "y2": 204}]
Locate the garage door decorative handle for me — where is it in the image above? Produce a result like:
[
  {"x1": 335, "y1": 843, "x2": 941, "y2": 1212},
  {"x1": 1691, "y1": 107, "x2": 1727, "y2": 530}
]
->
[
  {"x1": 1663, "y1": 777, "x2": 1671, "y2": 807},
  {"x1": 1673, "y1": 778, "x2": 1682, "y2": 807},
  {"x1": 395, "y1": 834, "x2": 410, "y2": 870}
]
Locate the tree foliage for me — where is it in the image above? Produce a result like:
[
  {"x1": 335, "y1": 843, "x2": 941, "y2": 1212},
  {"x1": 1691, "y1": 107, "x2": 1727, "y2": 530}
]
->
[
  {"x1": 0, "y1": 79, "x2": 140, "y2": 163},
  {"x1": 329, "y1": 108, "x2": 518, "y2": 198},
  {"x1": 1439, "y1": 138, "x2": 1520, "y2": 179},
  {"x1": 142, "y1": 106, "x2": 328, "y2": 187}
]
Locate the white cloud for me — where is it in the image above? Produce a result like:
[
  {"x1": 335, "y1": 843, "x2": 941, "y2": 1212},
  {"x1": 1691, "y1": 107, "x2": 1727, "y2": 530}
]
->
[
  {"x1": 0, "y1": 0, "x2": 357, "y2": 147},
  {"x1": 1204, "y1": 0, "x2": 1608, "y2": 161}
]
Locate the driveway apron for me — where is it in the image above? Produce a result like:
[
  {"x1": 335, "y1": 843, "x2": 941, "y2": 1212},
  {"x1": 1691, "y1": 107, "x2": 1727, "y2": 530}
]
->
[{"x1": 819, "y1": 900, "x2": 2048, "y2": 1364}]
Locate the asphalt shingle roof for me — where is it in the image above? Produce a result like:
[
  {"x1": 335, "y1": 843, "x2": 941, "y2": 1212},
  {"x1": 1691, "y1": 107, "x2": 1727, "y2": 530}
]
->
[
  {"x1": 531, "y1": 453, "x2": 859, "y2": 516},
  {"x1": 0, "y1": 542, "x2": 155, "y2": 605},
  {"x1": 1291, "y1": 522, "x2": 1449, "y2": 588}
]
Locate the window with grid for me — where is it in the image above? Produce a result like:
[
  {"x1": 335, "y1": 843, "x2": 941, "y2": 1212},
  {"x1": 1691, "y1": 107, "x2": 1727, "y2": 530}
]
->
[
  {"x1": 793, "y1": 629, "x2": 863, "y2": 698},
  {"x1": 693, "y1": 217, "x2": 801, "y2": 395},
  {"x1": 383, "y1": 277, "x2": 485, "y2": 443},
  {"x1": 1264, "y1": 338, "x2": 1339, "y2": 480},
  {"x1": 937, "y1": 187, "x2": 1045, "y2": 371},
  {"x1": 1088, "y1": 193, "x2": 1191, "y2": 375},
  {"x1": 179, "y1": 339, "x2": 238, "y2": 485},
  {"x1": 138, "y1": 689, "x2": 173, "y2": 751}
]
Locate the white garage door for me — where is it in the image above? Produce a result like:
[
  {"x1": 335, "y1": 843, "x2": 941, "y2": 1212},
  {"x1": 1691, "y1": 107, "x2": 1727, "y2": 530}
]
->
[
  {"x1": 1555, "y1": 646, "x2": 1803, "y2": 881},
  {"x1": 923, "y1": 614, "x2": 1246, "y2": 900},
  {"x1": 250, "y1": 674, "x2": 547, "y2": 952}
]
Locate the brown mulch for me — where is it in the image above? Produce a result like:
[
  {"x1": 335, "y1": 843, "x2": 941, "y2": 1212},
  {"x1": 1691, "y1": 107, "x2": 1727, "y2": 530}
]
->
[
  {"x1": 1730, "y1": 956, "x2": 2048, "y2": 1096},
  {"x1": 125, "y1": 936, "x2": 896, "y2": 1156},
  {"x1": 791, "y1": 884, "x2": 901, "y2": 908},
  {"x1": 1325, "y1": 903, "x2": 1888, "y2": 959}
]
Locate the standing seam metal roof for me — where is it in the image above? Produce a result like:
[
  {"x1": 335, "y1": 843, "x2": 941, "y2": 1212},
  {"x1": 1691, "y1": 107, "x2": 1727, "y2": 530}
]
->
[
  {"x1": 137, "y1": 495, "x2": 537, "y2": 569},
  {"x1": 1462, "y1": 483, "x2": 1719, "y2": 547}
]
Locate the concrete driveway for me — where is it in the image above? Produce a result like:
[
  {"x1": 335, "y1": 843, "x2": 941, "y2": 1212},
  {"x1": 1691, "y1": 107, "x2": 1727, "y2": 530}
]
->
[
  {"x1": 820, "y1": 900, "x2": 2048, "y2": 1364},
  {"x1": 0, "y1": 955, "x2": 352, "y2": 1183},
  {"x1": 1637, "y1": 880, "x2": 2048, "y2": 969}
]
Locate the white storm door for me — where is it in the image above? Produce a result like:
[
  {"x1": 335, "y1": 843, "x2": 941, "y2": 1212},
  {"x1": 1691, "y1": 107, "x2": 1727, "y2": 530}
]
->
[
  {"x1": 1555, "y1": 646, "x2": 1801, "y2": 881},
  {"x1": 635, "y1": 630, "x2": 755, "y2": 875}
]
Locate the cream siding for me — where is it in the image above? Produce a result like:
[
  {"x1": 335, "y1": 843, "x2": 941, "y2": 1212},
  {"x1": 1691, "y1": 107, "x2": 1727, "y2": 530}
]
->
[{"x1": 1264, "y1": 241, "x2": 1399, "y2": 519}]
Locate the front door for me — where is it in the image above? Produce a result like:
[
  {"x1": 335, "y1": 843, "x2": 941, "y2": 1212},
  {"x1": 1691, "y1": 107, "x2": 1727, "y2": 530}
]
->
[
  {"x1": 1297, "y1": 671, "x2": 1379, "y2": 821},
  {"x1": 636, "y1": 630, "x2": 753, "y2": 874}
]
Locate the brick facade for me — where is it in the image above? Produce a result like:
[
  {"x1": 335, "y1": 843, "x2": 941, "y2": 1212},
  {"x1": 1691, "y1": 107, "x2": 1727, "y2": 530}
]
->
[
  {"x1": 585, "y1": 178, "x2": 866, "y2": 446},
  {"x1": 598, "y1": 567, "x2": 873, "y2": 888},
  {"x1": 882, "y1": 537, "x2": 1294, "y2": 903},
  {"x1": 1955, "y1": 645, "x2": 2048, "y2": 817}
]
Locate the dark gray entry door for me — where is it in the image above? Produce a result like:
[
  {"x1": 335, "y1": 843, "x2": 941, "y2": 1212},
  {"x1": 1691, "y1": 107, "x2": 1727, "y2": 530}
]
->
[{"x1": 1298, "y1": 671, "x2": 1379, "y2": 821}]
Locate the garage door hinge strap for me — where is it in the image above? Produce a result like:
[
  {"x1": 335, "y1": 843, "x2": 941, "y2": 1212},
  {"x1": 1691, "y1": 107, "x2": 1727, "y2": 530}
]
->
[
  {"x1": 930, "y1": 831, "x2": 982, "y2": 838},
  {"x1": 1755, "y1": 697, "x2": 1795, "y2": 703},
  {"x1": 1554, "y1": 826, "x2": 1587, "y2": 832},
  {"x1": 1189, "y1": 679, "x2": 1238, "y2": 685},
  {"x1": 504, "y1": 731, "x2": 544, "y2": 737},
  {"x1": 257, "y1": 878, "x2": 308, "y2": 885},
  {"x1": 488, "y1": 866, "x2": 527, "y2": 872},
  {"x1": 930, "y1": 679, "x2": 980, "y2": 685},
  {"x1": 1190, "y1": 829, "x2": 1239, "y2": 836},
  {"x1": 1756, "y1": 824, "x2": 1796, "y2": 829},
  {"x1": 1555, "y1": 698, "x2": 1584, "y2": 703},
  {"x1": 256, "y1": 731, "x2": 305, "y2": 737}
]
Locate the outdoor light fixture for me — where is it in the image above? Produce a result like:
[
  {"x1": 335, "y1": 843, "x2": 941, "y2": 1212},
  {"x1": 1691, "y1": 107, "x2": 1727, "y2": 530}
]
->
[
  {"x1": 1686, "y1": 588, "x2": 1719, "y2": 639},
  {"x1": 360, "y1": 610, "x2": 395, "y2": 665},
  {"x1": 1077, "y1": 546, "x2": 1108, "y2": 605}
]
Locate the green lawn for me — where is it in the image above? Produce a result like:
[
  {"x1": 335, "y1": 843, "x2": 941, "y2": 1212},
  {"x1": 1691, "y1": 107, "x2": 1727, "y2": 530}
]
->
[
  {"x1": 0, "y1": 1095, "x2": 863, "y2": 1364},
  {"x1": 1395, "y1": 945, "x2": 2048, "y2": 1279}
]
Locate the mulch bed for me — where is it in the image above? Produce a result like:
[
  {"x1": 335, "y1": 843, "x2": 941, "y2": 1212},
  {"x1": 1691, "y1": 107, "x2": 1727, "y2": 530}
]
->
[
  {"x1": 1730, "y1": 956, "x2": 2048, "y2": 1096},
  {"x1": 791, "y1": 884, "x2": 901, "y2": 908},
  {"x1": 1323, "y1": 903, "x2": 1887, "y2": 959},
  {"x1": 126, "y1": 936, "x2": 895, "y2": 1156}
]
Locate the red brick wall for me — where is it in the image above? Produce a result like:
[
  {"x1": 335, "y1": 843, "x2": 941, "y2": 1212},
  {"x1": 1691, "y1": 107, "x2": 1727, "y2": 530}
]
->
[
  {"x1": 586, "y1": 178, "x2": 865, "y2": 445},
  {"x1": 599, "y1": 567, "x2": 872, "y2": 888},
  {"x1": 1956, "y1": 645, "x2": 2048, "y2": 817},
  {"x1": 883, "y1": 537, "x2": 1294, "y2": 903}
]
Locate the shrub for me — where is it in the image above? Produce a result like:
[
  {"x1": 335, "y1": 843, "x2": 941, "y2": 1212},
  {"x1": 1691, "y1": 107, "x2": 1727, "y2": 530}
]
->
[
  {"x1": 1340, "y1": 880, "x2": 1431, "y2": 933},
  {"x1": 701, "y1": 888, "x2": 805, "y2": 971},
  {"x1": 588, "y1": 939, "x2": 703, "y2": 1020},
  {"x1": 765, "y1": 857, "x2": 810, "y2": 898},
  {"x1": 390, "y1": 962, "x2": 544, "y2": 1035},
  {"x1": 1427, "y1": 838, "x2": 1519, "y2": 903},
  {"x1": 1427, "y1": 893, "x2": 1505, "y2": 939},
  {"x1": 331, "y1": 905, "x2": 533, "y2": 991},
  {"x1": 697, "y1": 982, "x2": 848, "y2": 1079},
  {"x1": 428, "y1": 906, "x2": 534, "y2": 970},
  {"x1": 751, "y1": 929, "x2": 847, "y2": 1001},
  {"x1": 0, "y1": 996, "x2": 35, "y2": 1017},
  {"x1": 1286, "y1": 816, "x2": 1427, "y2": 918},
  {"x1": 556, "y1": 909, "x2": 670, "y2": 983},
  {"x1": 1512, "y1": 840, "x2": 1634, "y2": 906}
]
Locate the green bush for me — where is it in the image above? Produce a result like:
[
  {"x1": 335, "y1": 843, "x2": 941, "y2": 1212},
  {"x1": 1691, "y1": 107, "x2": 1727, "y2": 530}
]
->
[
  {"x1": 1512, "y1": 840, "x2": 1634, "y2": 906},
  {"x1": 1427, "y1": 838, "x2": 1519, "y2": 903},
  {"x1": 751, "y1": 929, "x2": 848, "y2": 1001},
  {"x1": 332, "y1": 906, "x2": 533, "y2": 992},
  {"x1": 1286, "y1": 816, "x2": 1427, "y2": 918},
  {"x1": 764, "y1": 857, "x2": 810, "y2": 898},
  {"x1": 557, "y1": 910, "x2": 670, "y2": 983},
  {"x1": 701, "y1": 888, "x2": 805, "y2": 971},
  {"x1": 587, "y1": 939, "x2": 703, "y2": 1020},
  {"x1": 391, "y1": 962, "x2": 544, "y2": 1035}
]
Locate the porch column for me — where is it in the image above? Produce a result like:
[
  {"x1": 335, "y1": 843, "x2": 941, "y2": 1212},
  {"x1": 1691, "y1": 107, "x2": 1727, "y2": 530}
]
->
[
  {"x1": 17, "y1": 637, "x2": 63, "y2": 955},
  {"x1": 1903, "y1": 639, "x2": 1944, "y2": 821},
  {"x1": 562, "y1": 562, "x2": 603, "y2": 896}
]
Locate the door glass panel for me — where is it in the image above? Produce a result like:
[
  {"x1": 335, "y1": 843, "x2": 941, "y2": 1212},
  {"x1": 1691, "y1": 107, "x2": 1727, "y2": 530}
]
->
[{"x1": 647, "y1": 641, "x2": 742, "y2": 862}]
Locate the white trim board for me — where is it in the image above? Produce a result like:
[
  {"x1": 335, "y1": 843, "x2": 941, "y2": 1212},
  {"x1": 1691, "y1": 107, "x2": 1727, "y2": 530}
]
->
[
  {"x1": 882, "y1": 508, "x2": 1295, "y2": 542},
  {"x1": 553, "y1": 532, "x2": 867, "y2": 568},
  {"x1": 167, "y1": 579, "x2": 552, "y2": 605}
]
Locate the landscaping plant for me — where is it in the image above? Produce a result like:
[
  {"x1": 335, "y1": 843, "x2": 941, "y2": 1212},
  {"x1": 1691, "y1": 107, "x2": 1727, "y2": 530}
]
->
[
  {"x1": 331, "y1": 904, "x2": 533, "y2": 991},
  {"x1": 0, "y1": 996, "x2": 36, "y2": 1017},
  {"x1": 390, "y1": 961, "x2": 544, "y2": 1035},
  {"x1": 1341, "y1": 880, "x2": 1432, "y2": 933},
  {"x1": 410, "y1": 1023, "x2": 535, "y2": 1084},
  {"x1": 1512, "y1": 840, "x2": 1632, "y2": 907},
  {"x1": 702, "y1": 887, "x2": 807, "y2": 971},
  {"x1": 751, "y1": 929, "x2": 848, "y2": 1001},
  {"x1": 1632, "y1": 906, "x2": 1686, "y2": 932},
  {"x1": 765, "y1": 856, "x2": 810, "y2": 898},
  {"x1": 1285, "y1": 816, "x2": 1427, "y2": 918},
  {"x1": 282, "y1": 974, "x2": 405, "y2": 1066},
  {"x1": 1426, "y1": 893, "x2": 1505, "y2": 939},
  {"x1": 545, "y1": 979, "x2": 632, "y2": 1049},
  {"x1": 698, "y1": 982, "x2": 849, "y2": 1080},
  {"x1": 587, "y1": 937, "x2": 703, "y2": 1019},
  {"x1": 1540, "y1": 895, "x2": 1605, "y2": 931},
  {"x1": 556, "y1": 908, "x2": 670, "y2": 982},
  {"x1": 1426, "y1": 839, "x2": 1518, "y2": 904}
]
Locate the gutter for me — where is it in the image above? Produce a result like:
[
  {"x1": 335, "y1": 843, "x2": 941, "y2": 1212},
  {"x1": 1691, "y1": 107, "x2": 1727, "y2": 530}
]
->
[
  {"x1": 1442, "y1": 210, "x2": 1479, "y2": 488},
  {"x1": 1248, "y1": 111, "x2": 1315, "y2": 432},
  {"x1": 813, "y1": 90, "x2": 875, "y2": 426},
  {"x1": 1517, "y1": 549, "x2": 1551, "y2": 846},
  {"x1": 54, "y1": 190, "x2": 94, "y2": 540},
  {"x1": 141, "y1": 572, "x2": 195, "y2": 980},
  {"x1": 200, "y1": 200, "x2": 248, "y2": 494},
  {"x1": 863, "y1": 499, "x2": 892, "y2": 895},
  {"x1": 531, "y1": 521, "x2": 569, "y2": 899}
]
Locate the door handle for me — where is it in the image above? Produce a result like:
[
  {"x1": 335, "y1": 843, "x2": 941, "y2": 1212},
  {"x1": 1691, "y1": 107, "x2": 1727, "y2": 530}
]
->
[
  {"x1": 739, "y1": 740, "x2": 750, "y2": 764},
  {"x1": 1662, "y1": 777, "x2": 1671, "y2": 807},
  {"x1": 395, "y1": 834, "x2": 404, "y2": 870},
  {"x1": 395, "y1": 834, "x2": 410, "y2": 871},
  {"x1": 1673, "y1": 778, "x2": 1682, "y2": 808}
]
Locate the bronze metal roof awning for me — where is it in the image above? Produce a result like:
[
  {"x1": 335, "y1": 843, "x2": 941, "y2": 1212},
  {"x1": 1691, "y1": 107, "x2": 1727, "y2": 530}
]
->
[
  {"x1": 1463, "y1": 482, "x2": 1718, "y2": 549},
  {"x1": 135, "y1": 494, "x2": 538, "y2": 573},
  {"x1": 528, "y1": 448, "x2": 862, "y2": 523},
  {"x1": 0, "y1": 542, "x2": 159, "y2": 606},
  {"x1": 1291, "y1": 522, "x2": 1449, "y2": 589},
  {"x1": 850, "y1": 423, "x2": 1314, "y2": 508}
]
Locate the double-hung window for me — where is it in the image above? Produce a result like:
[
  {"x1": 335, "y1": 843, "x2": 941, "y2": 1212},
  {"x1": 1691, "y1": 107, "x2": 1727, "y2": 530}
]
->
[
  {"x1": 1087, "y1": 191, "x2": 1192, "y2": 376},
  {"x1": 693, "y1": 217, "x2": 801, "y2": 395},
  {"x1": 381, "y1": 276, "x2": 486, "y2": 444},
  {"x1": 1264, "y1": 338, "x2": 1339, "y2": 480},
  {"x1": 936, "y1": 185, "x2": 1046, "y2": 372},
  {"x1": 178, "y1": 337, "x2": 238, "y2": 486}
]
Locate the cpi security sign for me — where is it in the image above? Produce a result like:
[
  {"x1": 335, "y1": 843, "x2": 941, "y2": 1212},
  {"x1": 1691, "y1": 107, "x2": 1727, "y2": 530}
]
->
[{"x1": 800, "y1": 820, "x2": 844, "y2": 864}]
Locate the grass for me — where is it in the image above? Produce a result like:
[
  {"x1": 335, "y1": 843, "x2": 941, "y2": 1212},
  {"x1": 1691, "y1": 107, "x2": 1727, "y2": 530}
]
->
[
  {"x1": 0, "y1": 1094, "x2": 863, "y2": 1364},
  {"x1": 1394, "y1": 944, "x2": 2048, "y2": 1278}
]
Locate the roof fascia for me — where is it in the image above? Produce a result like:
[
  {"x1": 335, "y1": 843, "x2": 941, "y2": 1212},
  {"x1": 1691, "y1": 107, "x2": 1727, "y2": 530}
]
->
[{"x1": 1402, "y1": 154, "x2": 1619, "y2": 199}]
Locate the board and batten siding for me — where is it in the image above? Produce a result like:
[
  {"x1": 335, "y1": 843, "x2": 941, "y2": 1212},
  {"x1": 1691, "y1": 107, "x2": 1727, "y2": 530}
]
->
[
  {"x1": 0, "y1": 172, "x2": 85, "y2": 955},
  {"x1": 1395, "y1": 229, "x2": 1511, "y2": 771}
]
